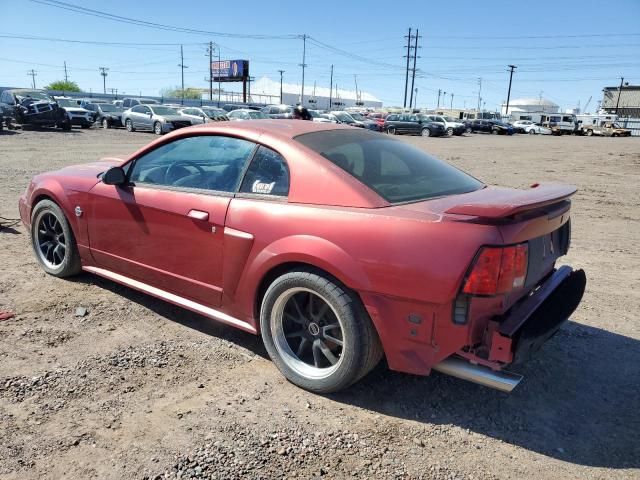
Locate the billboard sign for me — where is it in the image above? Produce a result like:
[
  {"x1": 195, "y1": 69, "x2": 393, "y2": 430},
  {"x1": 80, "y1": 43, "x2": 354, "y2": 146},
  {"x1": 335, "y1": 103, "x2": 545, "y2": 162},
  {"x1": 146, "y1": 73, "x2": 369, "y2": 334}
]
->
[{"x1": 211, "y1": 59, "x2": 249, "y2": 82}]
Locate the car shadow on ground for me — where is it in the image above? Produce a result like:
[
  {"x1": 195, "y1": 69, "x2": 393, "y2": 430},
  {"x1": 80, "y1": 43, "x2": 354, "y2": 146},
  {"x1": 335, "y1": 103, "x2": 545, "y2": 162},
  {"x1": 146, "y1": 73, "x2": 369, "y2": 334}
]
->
[
  {"x1": 330, "y1": 320, "x2": 639, "y2": 470},
  {"x1": 68, "y1": 273, "x2": 639, "y2": 469}
]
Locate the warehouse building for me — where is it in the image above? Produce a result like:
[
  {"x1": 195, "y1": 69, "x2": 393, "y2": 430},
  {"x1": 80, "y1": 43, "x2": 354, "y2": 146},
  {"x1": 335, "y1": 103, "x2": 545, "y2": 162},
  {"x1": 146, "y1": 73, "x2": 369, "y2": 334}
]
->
[
  {"x1": 602, "y1": 84, "x2": 640, "y2": 117},
  {"x1": 500, "y1": 97, "x2": 560, "y2": 117},
  {"x1": 250, "y1": 77, "x2": 383, "y2": 109}
]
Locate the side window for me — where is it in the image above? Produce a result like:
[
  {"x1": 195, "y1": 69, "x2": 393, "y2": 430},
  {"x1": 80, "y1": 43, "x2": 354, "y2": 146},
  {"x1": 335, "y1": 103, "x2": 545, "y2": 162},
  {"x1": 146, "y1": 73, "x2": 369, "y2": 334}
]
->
[
  {"x1": 131, "y1": 105, "x2": 144, "y2": 113},
  {"x1": 239, "y1": 146, "x2": 290, "y2": 197},
  {"x1": 387, "y1": 115, "x2": 397, "y2": 121},
  {"x1": 322, "y1": 142, "x2": 365, "y2": 177},
  {"x1": 129, "y1": 135, "x2": 256, "y2": 192}
]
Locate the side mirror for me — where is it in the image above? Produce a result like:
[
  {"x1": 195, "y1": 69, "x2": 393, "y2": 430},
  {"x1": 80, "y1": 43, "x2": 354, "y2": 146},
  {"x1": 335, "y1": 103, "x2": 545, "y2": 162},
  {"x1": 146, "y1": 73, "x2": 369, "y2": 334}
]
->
[
  {"x1": 149, "y1": 112, "x2": 153, "y2": 117},
  {"x1": 102, "y1": 166, "x2": 127, "y2": 186}
]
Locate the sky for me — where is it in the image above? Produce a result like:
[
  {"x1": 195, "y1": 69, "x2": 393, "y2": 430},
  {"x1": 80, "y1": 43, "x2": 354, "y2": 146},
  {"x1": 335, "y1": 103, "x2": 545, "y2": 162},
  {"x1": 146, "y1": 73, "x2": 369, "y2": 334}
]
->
[{"x1": 1, "y1": 0, "x2": 639, "y2": 111}]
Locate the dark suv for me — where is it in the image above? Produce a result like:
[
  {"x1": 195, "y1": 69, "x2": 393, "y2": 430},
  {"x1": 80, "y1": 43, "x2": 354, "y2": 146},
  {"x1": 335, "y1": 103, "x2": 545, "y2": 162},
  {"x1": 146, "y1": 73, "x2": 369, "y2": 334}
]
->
[
  {"x1": 383, "y1": 114, "x2": 446, "y2": 137},
  {"x1": 0, "y1": 89, "x2": 70, "y2": 130}
]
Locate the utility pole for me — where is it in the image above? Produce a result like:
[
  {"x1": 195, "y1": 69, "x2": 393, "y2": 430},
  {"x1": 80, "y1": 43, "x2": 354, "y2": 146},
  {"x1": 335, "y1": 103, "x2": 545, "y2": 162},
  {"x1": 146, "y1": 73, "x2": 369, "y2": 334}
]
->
[
  {"x1": 27, "y1": 69, "x2": 37, "y2": 89},
  {"x1": 437, "y1": 89, "x2": 441, "y2": 108},
  {"x1": 450, "y1": 93, "x2": 454, "y2": 109},
  {"x1": 109, "y1": 88, "x2": 118, "y2": 99},
  {"x1": 329, "y1": 64, "x2": 333, "y2": 110},
  {"x1": 63, "y1": 61, "x2": 68, "y2": 82},
  {"x1": 208, "y1": 42, "x2": 213, "y2": 101},
  {"x1": 278, "y1": 70, "x2": 285, "y2": 104},
  {"x1": 178, "y1": 45, "x2": 188, "y2": 105},
  {"x1": 299, "y1": 34, "x2": 308, "y2": 105},
  {"x1": 477, "y1": 77, "x2": 482, "y2": 114},
  {"x1": 99, "y1": 67, "x2": 108, "y2": 94},
  {"x1": 615, "y1": 76, "x2": 624, "y2": 113},
  {"x1": 505, "y1": 64, "x2": 517, "y2": 117},
  {"x1": 403, "y1": 28, "x2": 412, "y2": 108},
  {"x1": 414, "y1": 88, "x2": 418, "y2": 109},
  {"x1": 409, "y1": 29, "x2": 420, "y2": 110}
]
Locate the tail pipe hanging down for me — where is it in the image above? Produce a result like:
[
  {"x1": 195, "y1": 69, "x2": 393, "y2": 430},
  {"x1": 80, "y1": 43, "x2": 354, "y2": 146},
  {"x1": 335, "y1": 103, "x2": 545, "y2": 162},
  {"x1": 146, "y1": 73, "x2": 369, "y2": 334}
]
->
[{"x1": 432, "y1": 356, "x2": 523, "y2": 393}]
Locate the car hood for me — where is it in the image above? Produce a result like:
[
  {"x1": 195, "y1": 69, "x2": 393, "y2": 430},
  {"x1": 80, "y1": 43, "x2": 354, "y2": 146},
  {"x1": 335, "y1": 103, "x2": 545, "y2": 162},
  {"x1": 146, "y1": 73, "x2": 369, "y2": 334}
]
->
[
  {"x1": 64, "y1": 107, "x2": 90, "y2": 114},
  {"x1": 159, "y1": 115, "x2": 191, "y2": 122},
  {"x1": 53, "y1": 157, "x2": 126, "y2": 181}
]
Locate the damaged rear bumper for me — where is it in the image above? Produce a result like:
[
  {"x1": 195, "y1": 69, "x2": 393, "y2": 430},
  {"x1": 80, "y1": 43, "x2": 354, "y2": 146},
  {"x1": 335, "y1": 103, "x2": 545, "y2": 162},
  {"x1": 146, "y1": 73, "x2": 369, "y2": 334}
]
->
[{"x1": 437, "y1": 266, "x2": 586, "y2": 391}]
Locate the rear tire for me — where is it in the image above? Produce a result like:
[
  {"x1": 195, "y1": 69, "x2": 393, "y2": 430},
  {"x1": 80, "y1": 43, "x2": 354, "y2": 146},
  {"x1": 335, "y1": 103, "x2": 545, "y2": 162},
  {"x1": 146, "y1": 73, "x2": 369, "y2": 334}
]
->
[
  {"x1": 125, "y1": 119, "x2": 135, "y2": 132},
  {"x1": 421, "y1": 127, "x2": 431, "y2": 137},
  {"x1": 102, "y1": 118, "x2": 110, "y2": 129},
  {"x1": 528, "y1": 129, "x2": 536, "y2": 135},
  {"x1": 586, "y1": 129, "x2": 593, "y2": 136},
  {"x1": 260, "y1": 271, "x2": 383, "y2": 393},
  {"x1": 445, "y1": 127, "x2": 453, "y2": 136},
  {"x1": 30, "y1": 200, "x2": 81, "y2": 278},
  {"x1": 154, "y1": 121, "x2": 163, "y2": 135},
  {"x1": 491, "y1": 129, "x2": 498, "y2": 135},
  {"x1": 387, "y1": 126, "x2": 397, "y2": 135}
]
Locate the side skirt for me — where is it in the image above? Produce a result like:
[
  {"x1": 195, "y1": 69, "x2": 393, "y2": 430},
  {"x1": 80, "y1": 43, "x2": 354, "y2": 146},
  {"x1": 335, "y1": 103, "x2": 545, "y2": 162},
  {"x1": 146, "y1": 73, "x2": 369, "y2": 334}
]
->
[{"x1": 83, "y1": 266, "x2": 257, "y2": 334}]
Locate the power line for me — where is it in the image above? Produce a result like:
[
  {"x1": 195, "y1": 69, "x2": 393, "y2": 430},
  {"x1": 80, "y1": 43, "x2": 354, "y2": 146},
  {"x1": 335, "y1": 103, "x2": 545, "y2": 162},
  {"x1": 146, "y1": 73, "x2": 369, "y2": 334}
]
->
[{"x1": 29, "y1": 0, "x2": 300, "y2": 39}]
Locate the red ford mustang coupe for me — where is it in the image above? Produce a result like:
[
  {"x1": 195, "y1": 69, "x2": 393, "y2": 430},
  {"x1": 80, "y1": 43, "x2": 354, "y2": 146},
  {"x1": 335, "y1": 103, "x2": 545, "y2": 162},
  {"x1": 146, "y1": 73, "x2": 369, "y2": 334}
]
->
[{"x1": 19, "y1": 121, "x2": 585, "y2": 393}]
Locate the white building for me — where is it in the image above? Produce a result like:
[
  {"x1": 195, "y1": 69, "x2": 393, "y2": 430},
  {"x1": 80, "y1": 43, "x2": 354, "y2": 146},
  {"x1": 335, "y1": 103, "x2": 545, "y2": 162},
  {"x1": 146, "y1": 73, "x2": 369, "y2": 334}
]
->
[
  {"x1": 250, "y1": 76, "x2": 383, "y2": 109},
  {"x1": 501, "y1": 97, "x2": 560, "y2": 118}
]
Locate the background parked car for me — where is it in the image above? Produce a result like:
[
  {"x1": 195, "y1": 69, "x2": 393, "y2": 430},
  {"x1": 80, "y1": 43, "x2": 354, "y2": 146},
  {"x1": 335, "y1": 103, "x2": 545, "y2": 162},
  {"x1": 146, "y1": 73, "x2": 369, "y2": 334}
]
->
[
  {"x1": 178, "y1": 107, "x2": 228, "y2": 123},
  {"x1": 423, "y1": 114, "x2": 466, "y2": 136},
  {"x1": 384, "y1": 113, "x2": 445, "y2": 137},
  {"x1": 470, "y1": 119, "x2": 514, "y2": 135},
  {"x1": 54, "y1": 97, "x2": 94, "y2": 128},
  {"x1": 84, "y1": 102, "x2": 124, "y2": 129},
  {"x1": 227, "y1": 109, "x2": 269, "y2": 120},
  {"x1": 113, "y1": 100, "x2": 124, "y2": 108},
  {"x1": 122, "y1": 104, "x2": 192, "y2": 134},
  {"x1": 201, "y1": 106, "x2": 229, "y2": 121},
  {"x1": 0, "y1": 89, "x2": 70, "y2": 130},
  {"x1": 261, "y1": 104, "x2": 293, "y2": 119},
  {"x1": 330, "y1": 111, "x2": 366, "y2": 128},
  {"x1": 511, "y1": 120, "x2": 534, "y2": 133},
  {"x1": 346, "y1": 112, "x2": 380, "y2": 131},
  {"x1": 122, "y1": 97, "x2": 160, "y2": 109},
  {"x1": 525, "y1": 123, "x2": 552, "y2": 135},
  {"x1": 308, "y1": 110, "x2": 332, "y2": 123}
]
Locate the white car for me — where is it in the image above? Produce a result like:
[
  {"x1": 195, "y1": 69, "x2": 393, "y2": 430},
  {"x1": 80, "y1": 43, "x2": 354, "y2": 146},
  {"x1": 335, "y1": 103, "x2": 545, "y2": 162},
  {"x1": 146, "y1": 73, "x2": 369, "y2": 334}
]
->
[
  {"x1": 525, "y1": 124, "x2": 552, "y2": 135},
  {"x1": 308, "y1": 110, "x2": 332, "y2": 123},
  {"x1": 227, "y1": 109, "x2": 269, "y2": 121},
  {"x1": 512, "y1": 120, "x2": 534, "y2": 133},
  {"x1": 424, "y1": 115, "x2": 465, "y2": 136},
  {"x1": 177, "y1": 107, "x2": 209, "y2": 125}
]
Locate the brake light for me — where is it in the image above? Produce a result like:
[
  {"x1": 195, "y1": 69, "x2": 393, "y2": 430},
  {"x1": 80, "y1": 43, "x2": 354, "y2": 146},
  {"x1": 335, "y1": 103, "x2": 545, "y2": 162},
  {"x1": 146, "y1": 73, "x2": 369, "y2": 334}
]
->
[{"x1": 462, "y1": 244, "x2": 528, "y2": 295}]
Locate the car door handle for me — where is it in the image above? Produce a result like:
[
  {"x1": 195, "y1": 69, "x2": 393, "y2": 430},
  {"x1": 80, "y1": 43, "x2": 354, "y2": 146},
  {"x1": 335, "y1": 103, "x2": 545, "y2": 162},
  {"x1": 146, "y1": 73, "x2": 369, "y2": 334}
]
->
[{"x1": 187, "y1": 209, "x2": 209, "y2": 221}]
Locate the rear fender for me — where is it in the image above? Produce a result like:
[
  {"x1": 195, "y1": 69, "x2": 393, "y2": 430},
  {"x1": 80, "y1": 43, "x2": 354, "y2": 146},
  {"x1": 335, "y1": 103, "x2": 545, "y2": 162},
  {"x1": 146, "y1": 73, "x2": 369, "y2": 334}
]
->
[{"x1": 232, "y1": 235, "x2": 372, "y2": 330}]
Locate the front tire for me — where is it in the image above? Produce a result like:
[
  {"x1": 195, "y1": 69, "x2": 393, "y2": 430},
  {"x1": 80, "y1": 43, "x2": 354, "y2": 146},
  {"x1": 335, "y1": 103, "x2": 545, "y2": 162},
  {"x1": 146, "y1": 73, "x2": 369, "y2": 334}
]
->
[
  {"x1": 445, "y1": 127, "x2": 453, "y2": 136},
  {"x1": 260, "y1": 271, "x2": 383, "y2": 393},
  {"x1": 154, "y1": 121, "x2": 162, "y2": 135},
  {"x1": 387, "y1": 126, "x2": 397, "y2": 135},
  {"x1": 421, "y1": 127, "x2": 431, "y2": 137},
  {"x1": 102, "y1": 118, "x2": 110, "y2": 129},
  {"x1": 528, "y1": 128, "x2": 536, "y2": 135},
  {"x1": 30, "y1": 200, "x2": 81, "y2": 277},
  {"x1": 125, "y1": 119, "x2": 135, "y2": 132}
]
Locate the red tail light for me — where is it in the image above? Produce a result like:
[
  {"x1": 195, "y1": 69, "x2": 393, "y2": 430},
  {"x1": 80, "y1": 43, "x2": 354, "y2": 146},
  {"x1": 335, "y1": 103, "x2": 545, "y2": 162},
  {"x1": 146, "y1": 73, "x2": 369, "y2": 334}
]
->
[{"x1": 462, "y1": 244, "x2": 528, "y2": 296}]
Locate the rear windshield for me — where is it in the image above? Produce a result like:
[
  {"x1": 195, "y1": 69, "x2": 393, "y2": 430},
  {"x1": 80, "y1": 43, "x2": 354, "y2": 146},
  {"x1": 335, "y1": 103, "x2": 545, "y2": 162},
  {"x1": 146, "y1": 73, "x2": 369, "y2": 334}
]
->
[{"x1": 295, "y1": 129, "x2": 483, "y2": 203}]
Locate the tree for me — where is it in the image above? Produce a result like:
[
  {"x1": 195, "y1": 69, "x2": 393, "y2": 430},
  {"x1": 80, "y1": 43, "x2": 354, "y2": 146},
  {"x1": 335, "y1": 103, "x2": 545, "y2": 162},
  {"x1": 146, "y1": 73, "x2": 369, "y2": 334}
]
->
[
  {"x1": 160, "y1": 87, "x2": 202, "y2": 100},
  {"x1": 44, "y1": 80, "x2": 81, "y2": 92}
]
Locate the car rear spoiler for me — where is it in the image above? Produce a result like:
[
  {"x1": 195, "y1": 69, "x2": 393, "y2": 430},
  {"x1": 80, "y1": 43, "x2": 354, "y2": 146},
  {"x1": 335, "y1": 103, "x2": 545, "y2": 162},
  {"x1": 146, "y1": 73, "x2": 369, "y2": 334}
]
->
[{"x1": 445, "y1": 184, "x2": 577, "y2": 219}]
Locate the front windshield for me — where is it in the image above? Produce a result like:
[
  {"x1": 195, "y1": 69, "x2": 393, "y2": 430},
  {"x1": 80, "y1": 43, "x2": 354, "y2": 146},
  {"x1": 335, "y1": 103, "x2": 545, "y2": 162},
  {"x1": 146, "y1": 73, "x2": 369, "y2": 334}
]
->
[
  {"x1": 295, "y1": 129, "x2": 483, "y2": 204},
  {"x1": 16, "y1": 91, "x2": 52, "y2": 101},
  {"x1": 349, "y1": 113, "x2": 365, "y2": 121},
  {"x1": 150, "y1": 106, "x2": 179, "y2": 115},
  {"x1": 444, "y1": 116, "x2": 458, "y2": 122},
  {"x1": 202, "y1": 107, "x2": 225, "y2": 116},
  {"x1": 55, "y1": 98, "x2": 76, "y2": 107},
  {"x1": 248, "y1": 111, "x2": 268, "y2": 119}
]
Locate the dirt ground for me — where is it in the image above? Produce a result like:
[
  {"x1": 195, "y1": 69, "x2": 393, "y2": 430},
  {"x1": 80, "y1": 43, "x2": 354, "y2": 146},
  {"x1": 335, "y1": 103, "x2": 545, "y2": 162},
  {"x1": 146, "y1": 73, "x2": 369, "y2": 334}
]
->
[{"x1": 0, "y1": 127, "x2": 638, "y2": 480}]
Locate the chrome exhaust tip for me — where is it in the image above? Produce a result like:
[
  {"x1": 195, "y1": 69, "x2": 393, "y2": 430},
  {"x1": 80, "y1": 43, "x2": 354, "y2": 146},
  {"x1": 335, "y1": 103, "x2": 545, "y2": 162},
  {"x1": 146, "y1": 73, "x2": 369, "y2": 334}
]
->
[{"x1": 433, "y1": 357, "x2": 523, "y2": 393}]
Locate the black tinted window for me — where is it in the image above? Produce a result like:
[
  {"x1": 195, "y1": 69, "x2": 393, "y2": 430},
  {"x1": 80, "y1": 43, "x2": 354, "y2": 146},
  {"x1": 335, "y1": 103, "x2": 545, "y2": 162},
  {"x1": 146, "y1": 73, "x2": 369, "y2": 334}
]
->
[
  {"x1": 240, "y1": 146, "x2": 289, "y2": 196},
  {"x1": 295, "y1": 130, "x2": 483, "y2": 203}
]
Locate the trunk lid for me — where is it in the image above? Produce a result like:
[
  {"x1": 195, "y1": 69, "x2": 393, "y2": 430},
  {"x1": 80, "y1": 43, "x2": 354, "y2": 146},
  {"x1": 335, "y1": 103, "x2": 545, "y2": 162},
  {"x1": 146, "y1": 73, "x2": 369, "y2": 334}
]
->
[{"x1": 397, "y1": 183, "x2": 576, "y2": 220}]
